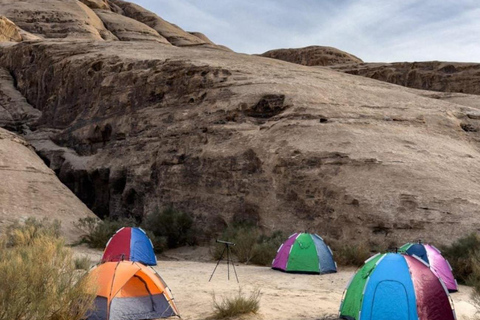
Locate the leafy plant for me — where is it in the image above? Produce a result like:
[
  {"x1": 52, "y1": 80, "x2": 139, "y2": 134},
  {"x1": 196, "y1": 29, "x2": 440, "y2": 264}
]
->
[
  {"x1": 441, "y1": 233, "x2": 480, "y2": 284},
  {"x1": 75, "y1": 216, "x2": 138, "y2": 249},
  {"x1": 143, "y1": 207, "x2": 198, "y2": 249}
]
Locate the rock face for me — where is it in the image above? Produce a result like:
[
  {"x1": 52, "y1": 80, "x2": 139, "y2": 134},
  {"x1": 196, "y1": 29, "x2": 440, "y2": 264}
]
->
[
  {"x1": 0, "y1": 16, "x2": 22, "y2": 42},
  {"x1": 332, "y1": 61, "x2": 480, "y2": 96},
  {"x1": 0, "y1": 0, "x2": 117, "y2": 40},
  {"x1": 1, "y1": 0, "x2": 480, "y2": 246},
  {"x1": 2, "y1": 38, "x2": 480, "y2": 245},
  {"x1": 261, "y1": 46, "x2": 363, "y2": 66},
  {"x1": 110, "y1": 0, "x2": 207, "y2": 46},
  {"x1": 262, "y1": 47, "x2": 480, "y2": 96},
  {"x1": 0, "y1": 128, "x2": 97, "y2": 241},
  {"x1": 0, "y1": 68, "x2": 41, "y2": 130},
  {"x1": 79, "y1": 0, "x2": 110, "y2": 10},
  {"x1": 94, "y1": 9, "x2": 169, "y2": 43},
  {"x1": 0, "y1": 0, "x2": 225, "y2": 49}
]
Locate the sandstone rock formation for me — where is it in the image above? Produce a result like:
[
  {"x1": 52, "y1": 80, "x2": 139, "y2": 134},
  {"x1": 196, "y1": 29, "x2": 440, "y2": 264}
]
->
[
  {"x1": 110, "y1": 0, "x2": 206, "y2": 46},
  {"x1": 79, "y1": 0, "x2": 110, "y2": 10},
  {"x1": 262, "y1": 47, "x2": 480, "y2": 97},
  {"x1": 0, "y1": 16, "x2": 22, "y2": 42},
  {"x1": 2, "y1": 38, "x2": 480, "y2": 245},
  {"x1": 261, "y1": 46, "x2": 363, "y2": 66},
  {"x1": 94, "y1": 9, "x2": 169, "y2": 43},
  {"x1": 332, "y1": 61, "x2": 480, "y2": 96},
  {"x1": 0, "y1": 128, "x2": 97, "y2": 241},
  {"x1": 188, "y1": 31, "x2": 214, "y2": 45},
  {"x1": 1, "y1": 0, "x2": 480, "y2": 246},
  {"x1": 0, "y1": 0, "x2": 118, "y2": 40},
  {"x1": 0, "y1": 68, "x2": 41, "y2": 130}
]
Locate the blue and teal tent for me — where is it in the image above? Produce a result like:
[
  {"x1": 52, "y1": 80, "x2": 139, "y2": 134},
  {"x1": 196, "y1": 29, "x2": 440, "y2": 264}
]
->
[{"x1": 339, "y1": 253, "x2": 456, "y2": 320}]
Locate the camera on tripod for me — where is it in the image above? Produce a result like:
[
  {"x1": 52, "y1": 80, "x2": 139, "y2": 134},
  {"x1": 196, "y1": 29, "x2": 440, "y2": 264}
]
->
[
  {"x1": 216, "y1": 239, "x2": 235, "y2": 246},
  {"x1": 209, "y1": 239, "x2": 239, "y2": 283}
]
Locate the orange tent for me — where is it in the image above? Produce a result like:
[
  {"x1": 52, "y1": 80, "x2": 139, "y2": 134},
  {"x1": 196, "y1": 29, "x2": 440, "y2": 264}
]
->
[{"x1": 87, "y1": 261, "x2": 179, "y2": 320}]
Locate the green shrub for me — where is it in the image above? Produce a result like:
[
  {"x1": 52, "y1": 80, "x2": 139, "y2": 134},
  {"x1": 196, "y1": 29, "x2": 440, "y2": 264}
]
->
[
  {"x1": 332, "y1": 242, "x2": 371, "y2": 267},
  {"x1": 231, "y1": 227, "x2": 259, "y2": 264},
  {"x1": 74, "y1": 255, "x2": 92, "y2": 270},
  {"x1": 75, "y1": 217, "x2": 138, "y2": 249},
  {"x1": 211, "y1": 288, "x2": 261, "y2": 319},
  {"x1": 441, "y1": 233, "x2": 480, "y2": 284},
  {"x1": 211, "y1": 226, "x2": 285, "y2": 266},
  {"x1": 250, "y1": 231, "x2": 285, "y2": 266},
  {"x1": 0, "y1": 219, "x2": 95, "y2": 320},
  {"x1": 143, "y1": 207, "x2": 198, "y2": 249}
]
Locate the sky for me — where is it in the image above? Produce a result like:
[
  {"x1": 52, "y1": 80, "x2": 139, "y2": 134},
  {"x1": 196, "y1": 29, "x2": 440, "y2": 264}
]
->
[{"x1": 131, "y1": 0, "x2": 480, "y2": 63}]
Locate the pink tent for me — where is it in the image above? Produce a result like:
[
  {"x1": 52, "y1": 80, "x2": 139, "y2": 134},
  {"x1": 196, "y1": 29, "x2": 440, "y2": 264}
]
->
[{"x1": 400, "y1": 242, "x2": 458, "y2": 292}]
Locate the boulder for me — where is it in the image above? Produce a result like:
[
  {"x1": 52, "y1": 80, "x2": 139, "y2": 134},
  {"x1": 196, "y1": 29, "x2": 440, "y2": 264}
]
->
[
  {"x1": 261, "y1": 46, "x2": 363, "y2": 66},
  {"x1": 0, "y1": 16, "x2": 22, "y2": 42},
  {"x1": 94, "y1": 9, "x2": 170, "y2": 44}
]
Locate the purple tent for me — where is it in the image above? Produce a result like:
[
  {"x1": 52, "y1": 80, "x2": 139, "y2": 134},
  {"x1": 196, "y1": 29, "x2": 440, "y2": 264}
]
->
[
  {"x1": 400, "y1": 242, "x2": 458, "y2": 292},
  {"x1": 272, "y1": 233, "x2": 336, "y2": 274}
]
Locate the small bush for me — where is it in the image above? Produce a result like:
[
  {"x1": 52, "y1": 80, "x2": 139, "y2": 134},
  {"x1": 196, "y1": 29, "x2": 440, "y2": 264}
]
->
[
  {"x1": 5, "y1": 217, "x2": 61, "y2": 247},
  {"x1": 467, "y1": 252, "x2": 480, "y2": 308},
  {"x1": 211, "y1": 289, "x2": 261, "y2": 319},
  {"x1": 250, "y1": 231, "x2": 285, "y2": 266},
  {"x1": 75, "y1": 216, "x2": 138, "y2": 249},
  {"x1": 231, "y1": 227, "x2": 259, "y2": 264},
  {"x1": 143, "y1": 207, "x2": 198, "y2": 249},
  {"x1": 332, "y1": 242, "x2": 371, "y2": 267},
  {"x1": 74, "y1": 255, "x2": 92, "y2": 270},
  {"x1": 0, "y1": 219, "x2": 95, "y2": 320},
  {"x1": 441, "y1": 233, "x2": 480, "y2": 284},
  {"x1": 211, "y1": 226, "x2": 284, "y2": 266}
]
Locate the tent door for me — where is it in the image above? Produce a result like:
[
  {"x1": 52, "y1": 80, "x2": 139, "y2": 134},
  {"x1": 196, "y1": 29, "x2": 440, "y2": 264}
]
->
[
  {"x1": 109, "y1": 276, "x2": 156, "y2": 320},
  {"x1": 370, "y1": 280, "x2": 410, "y2": 320}
]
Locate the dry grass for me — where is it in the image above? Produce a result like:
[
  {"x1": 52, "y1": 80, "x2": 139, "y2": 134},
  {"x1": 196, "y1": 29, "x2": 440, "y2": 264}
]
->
[
  {"x1": 441, "y1": 232, "x2": 480, "y2": 284},
  {"x1": 332, "y1": 242, "x2": 371, "y2": 267},
  {"x1": 74, "y1": 255, "x2": 92, "y2": 271},
  {"x1": 0, "y1": 218, "x2": 95, "y2": 320},
  {"x1": 211, "y1": 288, "x2": 261, "y2": 319}
]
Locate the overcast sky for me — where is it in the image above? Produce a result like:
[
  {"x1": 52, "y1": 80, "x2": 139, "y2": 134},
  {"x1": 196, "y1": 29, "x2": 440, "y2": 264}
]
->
[{"x1": 131, "y1": 0, "x2": 480, "y2": 63}]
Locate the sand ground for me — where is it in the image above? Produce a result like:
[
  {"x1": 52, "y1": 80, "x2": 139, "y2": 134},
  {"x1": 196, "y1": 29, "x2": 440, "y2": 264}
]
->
[{"x1": 75, "y1": 246, "x2": 479, "y2": 320}]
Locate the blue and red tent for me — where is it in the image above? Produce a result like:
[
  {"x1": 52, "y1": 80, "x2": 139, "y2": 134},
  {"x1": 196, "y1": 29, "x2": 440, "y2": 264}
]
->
[{"x1": 101, "y1": 227, "x2": 157, "y2": 266}]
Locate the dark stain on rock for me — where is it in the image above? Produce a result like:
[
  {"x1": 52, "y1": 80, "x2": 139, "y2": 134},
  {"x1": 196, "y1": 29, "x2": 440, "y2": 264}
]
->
[{"x1": 243, "y1": 94, "x2": 288, "y2": 118}]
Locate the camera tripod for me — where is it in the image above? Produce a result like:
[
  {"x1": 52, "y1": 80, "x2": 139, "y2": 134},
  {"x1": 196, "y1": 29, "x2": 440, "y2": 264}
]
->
[{"x1": 209, "y1": 240, "x2": 239, "y2": 283}]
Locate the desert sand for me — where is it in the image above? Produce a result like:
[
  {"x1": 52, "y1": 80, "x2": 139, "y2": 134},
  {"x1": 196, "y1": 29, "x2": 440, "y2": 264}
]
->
[{"x1": 76, "y1": 246, "x2": 478, "y2": 320}]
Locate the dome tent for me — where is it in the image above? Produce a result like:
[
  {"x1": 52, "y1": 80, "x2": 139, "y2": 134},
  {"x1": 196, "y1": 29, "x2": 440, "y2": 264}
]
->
[
  {"x1": 87, "y1": 261, "x2": 179, "y2": 320},
  {"x1": 272, "y1": 233, "x2": 336, "y2": 274},
  {"x1": 399, "y1": 241, "x2": 458, "y2": 292},
  {"x1": 339, "y1": 253, "x2": 456, "y2": 320},
  {"x1": 102, "y1": 227, "x2": 157, "y2": 266}
]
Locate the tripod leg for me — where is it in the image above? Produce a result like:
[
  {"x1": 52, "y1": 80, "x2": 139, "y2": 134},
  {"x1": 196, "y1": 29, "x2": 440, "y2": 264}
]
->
[
  {"x1": 209, "y1": 246, "x2": 227, "y2": 282},
  {"x1": 231, "y1": 249, "x2": 239, "y2": 283},
  {"x1": 227, "y1": 245, "x2": 230, "y2": 280}
]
